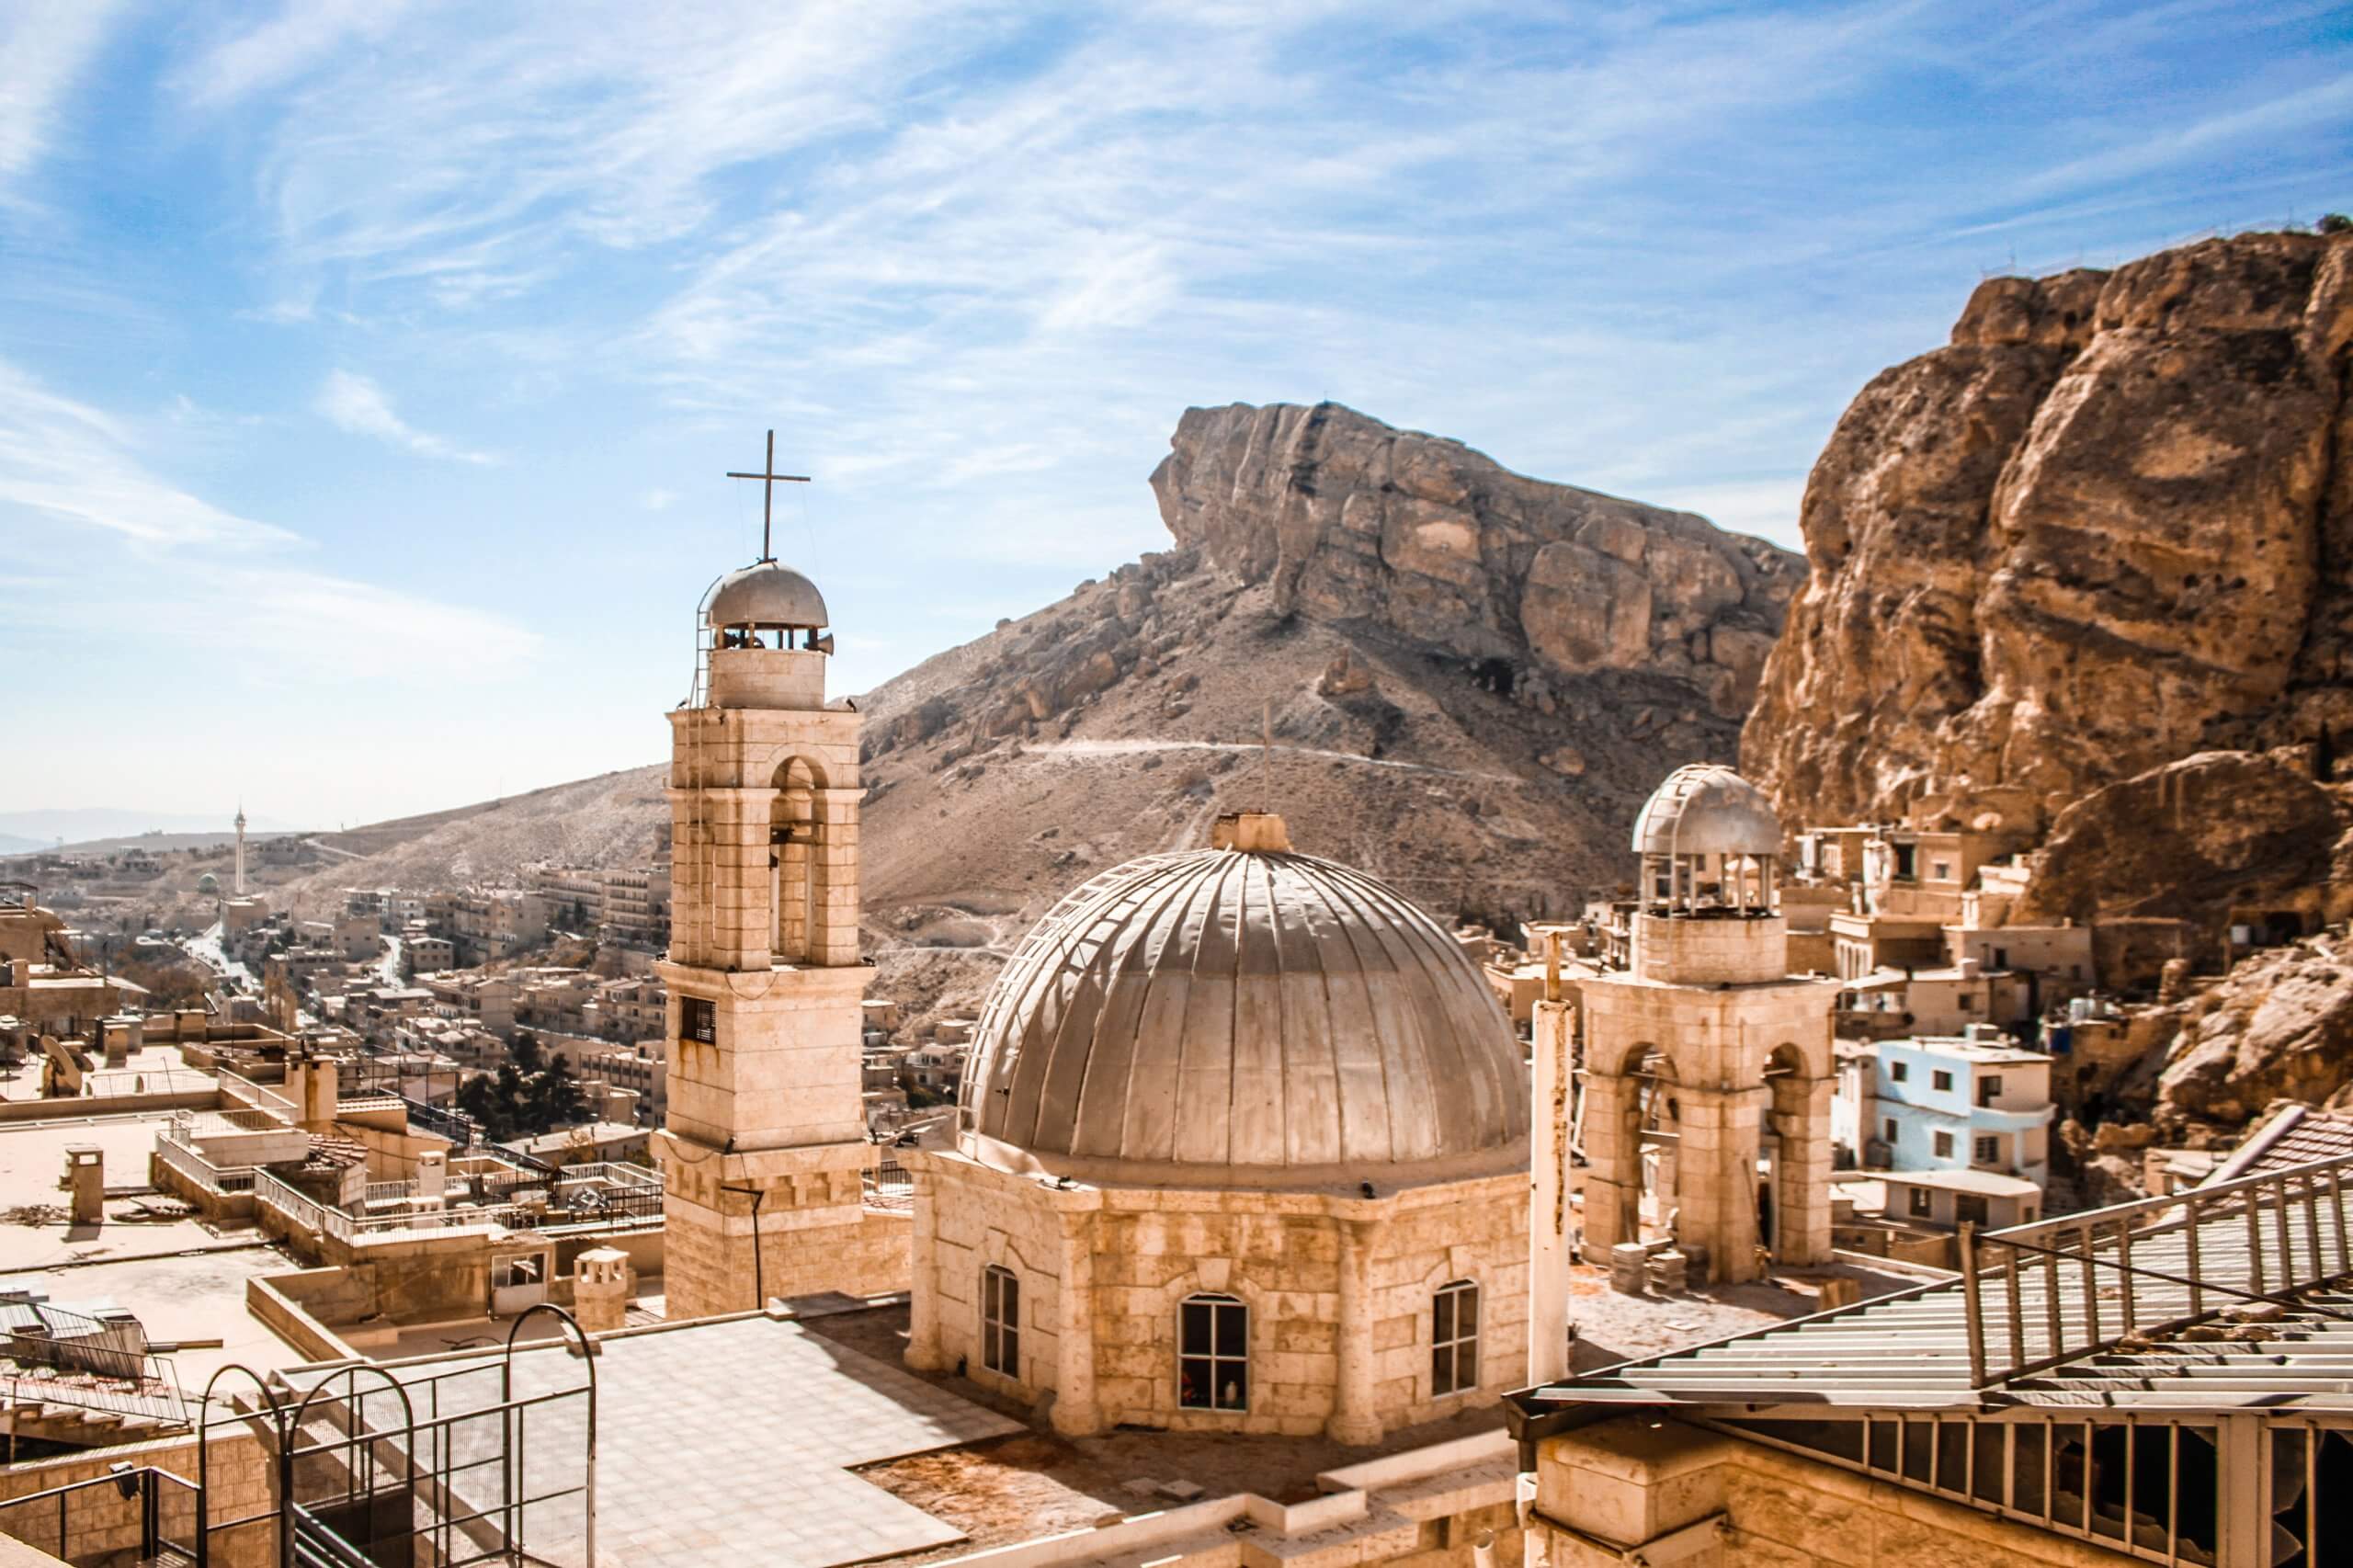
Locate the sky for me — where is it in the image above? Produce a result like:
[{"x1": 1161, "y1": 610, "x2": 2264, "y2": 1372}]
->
[{"x1": 2, "y1": 1, "x2": 2347, "y2": 828}]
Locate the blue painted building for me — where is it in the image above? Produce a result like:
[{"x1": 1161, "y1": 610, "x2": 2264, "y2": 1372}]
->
[{"x1": 1865, "y1": 1026, "x2": 2055, "y2": 1196}]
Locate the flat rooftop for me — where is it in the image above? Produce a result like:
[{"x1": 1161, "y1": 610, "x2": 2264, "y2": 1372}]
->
[
  {"x1": 0, "y1": 1106, "x2": 318, "y2": 1403},
  {"x1": 282, "y1": 1312, "x2": 1026, "y2": 1568}
]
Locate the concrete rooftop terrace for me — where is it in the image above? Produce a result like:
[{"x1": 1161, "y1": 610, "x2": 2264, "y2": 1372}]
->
[
  {"x1": 0, "y1": 1106, "x2": 316, "y2": 1393},
  {"x1": 279, "y1": 1312, "x2": 1028, "y2": 1568}
]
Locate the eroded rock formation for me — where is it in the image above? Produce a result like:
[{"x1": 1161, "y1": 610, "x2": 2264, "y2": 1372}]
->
[
  {"x1": 1745, "y1": 232, "x2": 2353, "y2": 835},
  {"x1": 1153, "y1": 403, "x2": 1801, "y2": 719}
]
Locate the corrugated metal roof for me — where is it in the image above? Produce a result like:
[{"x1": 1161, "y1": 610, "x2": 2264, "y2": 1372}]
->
[
  {"x1": 2203, "y1": 1104, "x2": 2353, "y2": 1185},
  {"x1": 1524, "y1": 1163, "x2": 2353, "y2": 1415}
]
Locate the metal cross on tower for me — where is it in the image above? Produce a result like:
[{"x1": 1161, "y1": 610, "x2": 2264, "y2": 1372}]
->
[{"x1": 725, "y1": 429, "x2": 811, "y2": 562}]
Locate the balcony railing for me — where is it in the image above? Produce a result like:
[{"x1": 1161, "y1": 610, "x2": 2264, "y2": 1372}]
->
[
  {"x1": 1959, "y1": 1151, "x2": 2353, "y2": 1385},
  {"x1": 153, "y1": 1131, "x2": 257, "y2": 1196}
]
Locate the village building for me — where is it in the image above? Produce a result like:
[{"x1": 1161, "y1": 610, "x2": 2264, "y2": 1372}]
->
[
  {"x1": 1511, "y1": 1148, "x2": 2351, "y2": 1566},
  {"x1": 1850, "y1": 1026, "x2": 2058, "y2": 1188},
  {"x1": 906, "y1": 808, "x2": 1533, "y2": 1442}
]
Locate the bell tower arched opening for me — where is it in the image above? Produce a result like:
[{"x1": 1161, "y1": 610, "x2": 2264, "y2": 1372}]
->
[{"x1": 770, "y1": 757, "x2": 822, "y2": 964}]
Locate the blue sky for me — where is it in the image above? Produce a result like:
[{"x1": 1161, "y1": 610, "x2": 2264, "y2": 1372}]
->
[{"x1": 2, "y1": 1, "x2": 2347, "y2": 827}]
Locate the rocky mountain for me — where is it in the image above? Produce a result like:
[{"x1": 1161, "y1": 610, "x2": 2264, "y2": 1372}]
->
[
  {"x1": 1744, "y1": 231, "x2": 2353, "y2": 837},
  {"x1": 1734, "y1": 229, "x2": 2353, "y2": 1149},
  {"x1": 292, "y1": 403, "x2": 1801, "y2": 1033},
  {"x1": 858, "y1": 403, "x2": 1800, "y2": 1024}
]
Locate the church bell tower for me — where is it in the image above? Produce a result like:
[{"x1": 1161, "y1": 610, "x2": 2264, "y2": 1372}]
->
[{"x1": 654, "y1": 456, "x2": 904, "y2": 1318}]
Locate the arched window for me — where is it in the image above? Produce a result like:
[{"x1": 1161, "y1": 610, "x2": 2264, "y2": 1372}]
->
[
  {"x1": 1178, "y1": 1293, "x2": 1247, "y2": 1412},
  {"x1": 1432, "y1": 1279, "x2": 1479, "y2": 1396},
  {"x1": 981, "y1": 1266, "x2": 1019, "y2": 1377}
]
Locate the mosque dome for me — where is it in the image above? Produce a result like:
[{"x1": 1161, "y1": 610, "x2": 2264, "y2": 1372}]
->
[
  {"x1": 706, "y1": 560, "x2": 828, "y2": 630},
  {"x1": 197, "y1": 872, "x2": 220, "y2": 894},
  {"x1": 1631, "y1": 763, "x2": 1783, "y2": 858},
  {"x1": 958, "y1": 815, "x2": 1529, "y2": 1190}
]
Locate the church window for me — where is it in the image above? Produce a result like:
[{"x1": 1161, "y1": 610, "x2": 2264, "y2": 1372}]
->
[
  {"x1": 981, "y1": 1266, "x2": 1019, "y2": 1378},
  {"x1": 681, "y1": 996, "x2": 716, "y2": 1044},
  {"x1": 1178, "y1": 1293, "x2": 1248, "y2": 1412},
  {"x1": 1432, "y1": 1280, "x2": 1480, "y2": 1397}
]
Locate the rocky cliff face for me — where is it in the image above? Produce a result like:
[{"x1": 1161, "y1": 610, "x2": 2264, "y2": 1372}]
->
[
  {"x1": 852, "y1": 403, "x2": 1802, "y2": 1034},
  {"x1": 1152, "y1": 403, "x2": 1801, "y2": 721},
  {"x1": 1745, "y1": 232, "x2": 2353, "y2": 835}
]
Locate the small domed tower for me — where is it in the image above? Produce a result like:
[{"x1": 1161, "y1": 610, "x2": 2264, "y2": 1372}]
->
[
  {"x1": 654, "y1": 552, "x2": 902, "y2": 1321},
  {"x1": 1580, "y1": 765, "x2": 1836, "y2": 1283}
]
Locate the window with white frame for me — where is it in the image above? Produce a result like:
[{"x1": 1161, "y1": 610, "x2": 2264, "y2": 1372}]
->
[
  {"x1": 1178, "y1": 1293, "x2": 1248, "y2": 1411},
  {"x1": 1932, "y1": 1070, "x2": 1954, "y2": 1092},
  {"x1": 982, "y1": 1265, "x2": 1019, "y2": 1377},
  {"x1": 1431, "y1": 1280, "x2": 1479, "y2": 1397}
]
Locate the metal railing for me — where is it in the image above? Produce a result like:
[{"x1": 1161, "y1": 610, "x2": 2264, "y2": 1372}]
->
[
  {"x1": 153, "y1": 1131, "x2": 257, "y2": 1197},
  {"x1": 1960, "y1": 1151, "x2": 2353, "y2": 1385},
  {"x1": 398, "y1": 1094, "x2": 479, "y2": 1147},
  {"x1": 0, "y1": 1466, "x2": 200, "y2": 1567},
  {"x1": 218, "y1": 1069, "x2": 296, "y2": 1117},
  {"x1": 256, "y1": 1166, "x2": 662, "y2": 1245},
  {"x1": 4, "y1": 1301, "x2": 188, "y2": 1426}
]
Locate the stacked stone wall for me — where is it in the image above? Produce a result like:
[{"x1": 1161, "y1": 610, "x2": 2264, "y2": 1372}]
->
[
  {"x1": 915, "y1": 1154, "x2": 1527, "y2": 1442},
  {"x1": 0, "y1": 1430, "x2": 275, "y2": 1568}
]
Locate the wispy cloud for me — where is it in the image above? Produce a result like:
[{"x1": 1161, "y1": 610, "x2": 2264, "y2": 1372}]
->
[
  {"x1": 316, "y1": 369, "x2": 497, "y2": 465},
  {"x1": 0, "y1": 0, "x2": 127, "y2": 202},
  {"x1": 0, "y1": 357, "x2": 536, "y2": 675},
  {"x1": 2018, "y1": 71, "x2": 2353, "y2": 198},
  {"x1": 0, "y1": 361, "x2": 289, "y2": 548}
]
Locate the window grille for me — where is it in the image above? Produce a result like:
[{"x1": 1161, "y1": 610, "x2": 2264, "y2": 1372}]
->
[
  {"x1": 982, "y1": 1266, "x2": 1019, "y2": 1377},
  {"x1": 1432, "y1": 1280, "x2": 1479, "y2": 1397},
  {"x1": 1178, "y1": 1294, "x2": 1248, "y2": 1412},
  {"x1": 680, "y1": 996, "x2": 716, "y2": 1044}
]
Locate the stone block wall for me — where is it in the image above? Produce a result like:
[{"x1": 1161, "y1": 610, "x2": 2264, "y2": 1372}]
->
[
  {"x1": 661, "y1": 1187, "x2": 909, "y2": 1321},
  {"x1": 0, "y1": 1429, "x2": 276, "y2": 1568},
  {"x1": 1631, "y1": 915, "x2": 1790, "y2": 985},
  {"x1": 1534, "y1": 1415, "x2": 2153, "y2": 1567},
  {"x1": 912, "y1": 1152, "x2": 1527, "y2": 1443}
]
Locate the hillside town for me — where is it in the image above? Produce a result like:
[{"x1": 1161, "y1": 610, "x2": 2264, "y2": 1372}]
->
[
  {"x1": 7, "y1": 230, "x2": 2353, "y2": 1564},
  {"x1": 7, "y1": 7, "x2": 2353, "y2": 1568}
]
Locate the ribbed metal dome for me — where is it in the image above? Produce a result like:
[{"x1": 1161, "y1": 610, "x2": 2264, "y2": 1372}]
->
[
  {"x1": 958, "y1": 834, "x2": 1529, "y2": 1190},
  {"x1": 1631, "y1": 763, "x2": 1783, "y2": 858},
  {"x1": 706, "y1": 561, "x2": 828, "y2": 629}
]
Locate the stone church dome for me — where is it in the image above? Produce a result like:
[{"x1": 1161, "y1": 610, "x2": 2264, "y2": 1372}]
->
[
  {"x1": 1631, "y1": 763, "x2": 1782, "y2": 858},
  {"x1": 707, "y1": 560, "x2": 829, "y2": 630},
  {"x1": 957, "y1": 815, "x2": 1529, "y2": 1190}
]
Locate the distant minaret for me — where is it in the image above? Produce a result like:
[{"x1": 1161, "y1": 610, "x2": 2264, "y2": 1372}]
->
[{"x1": 233, "y1": 804, "x2": 247, "y2": 895}]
